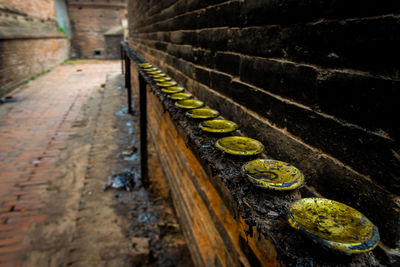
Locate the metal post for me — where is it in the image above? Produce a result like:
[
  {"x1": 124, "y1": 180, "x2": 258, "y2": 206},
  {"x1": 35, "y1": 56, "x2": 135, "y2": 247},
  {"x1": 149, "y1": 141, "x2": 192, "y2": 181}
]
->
[
  {"x1": 120, "y1": 44, "x2": 124, "y2": 74},
  {"x1": 125, "y1": 54, "x2": 133, "y2": 115},
  {"x1": 139, "y1": 75, "x2": 148, "y2": 187}
]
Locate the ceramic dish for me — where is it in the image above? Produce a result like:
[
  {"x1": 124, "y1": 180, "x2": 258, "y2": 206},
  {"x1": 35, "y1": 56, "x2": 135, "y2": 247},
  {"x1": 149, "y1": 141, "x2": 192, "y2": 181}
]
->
[
  {"x1": 242, "y1": 159, "x2": 304, "y2": 190},
  {"x1": 288, "y1": 198, "x2": 380, "y2": 254},
  {"x1": 157, "y1": 81, "x2": 178, "y2": 87},
  {"x1": 215, "y1": 136, "x2": 264, "y2": 156},
  {"x1": 144, "y1": 67, "x2": 158, "y2": 72},
  {"x1": 175, "y1": 99, "x2": 204, "y2": 109},
  {"x1": 152, "y1": 73, "x2": 167, "y2": 78},
  {"x1": 147, "y1": 70, "x2": 162, "y2": 75},
  {"x1": 169, "y1": 92, "x2": 193, "y2": 100},
  {"x1": 161, "y1": 86, "x2": 184, "y2": 93},
  {"x1": 154, "y1": 77, "x2": 172, "y2": 82},
  {"x1": 186, "y1": 108, "x2": 220, "y2": 119},
  {"x1": 139, "y1": 63, "x2": 152, "y2": 68},
  {"x1": 199, "y1": 120, "x2": 238, "y2": 133}
]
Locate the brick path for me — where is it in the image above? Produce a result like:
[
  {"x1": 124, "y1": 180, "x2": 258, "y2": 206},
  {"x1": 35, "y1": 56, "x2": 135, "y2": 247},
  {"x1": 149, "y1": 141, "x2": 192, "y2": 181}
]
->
[{"x1": 0, "y1": 61, "x2": 120, "y2": 266}]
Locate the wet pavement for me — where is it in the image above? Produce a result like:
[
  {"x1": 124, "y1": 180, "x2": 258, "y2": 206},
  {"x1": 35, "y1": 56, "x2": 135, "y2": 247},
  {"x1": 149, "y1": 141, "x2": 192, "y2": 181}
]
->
[{"x1": 0, "y1": 61, "x2": 191, "y2": 266}]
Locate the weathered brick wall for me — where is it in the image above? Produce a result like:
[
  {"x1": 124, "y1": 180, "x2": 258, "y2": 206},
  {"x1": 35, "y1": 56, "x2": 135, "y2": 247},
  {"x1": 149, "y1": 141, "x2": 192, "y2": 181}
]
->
[
  {"x1": 144, "y1": 82, "x2": 280, "y2": 267},
  {"x1": 127, "y1": 0, "x2": 400, "y2": 261},
  {"x1": 0, "y1": 0, "x2": 56, "y2": 20},
  {"x1": 0, "y1": 0, "x2": 69, "y2": 96},
  {"x1": 0, "y1": 38, "x2": 69, "y2": 94},
  {"x1": 67, "y1": 0, "x2": 126, "y2": 58}
]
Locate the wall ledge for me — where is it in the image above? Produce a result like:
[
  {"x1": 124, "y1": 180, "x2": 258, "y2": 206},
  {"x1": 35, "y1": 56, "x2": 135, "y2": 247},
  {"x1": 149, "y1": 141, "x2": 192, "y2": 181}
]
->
[{"x1": 0, "y1": 26, "x2": 68, "y2": 40}]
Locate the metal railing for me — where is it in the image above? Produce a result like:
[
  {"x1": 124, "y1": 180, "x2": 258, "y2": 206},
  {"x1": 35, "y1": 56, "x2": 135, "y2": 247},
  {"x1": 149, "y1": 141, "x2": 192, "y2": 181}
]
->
[{"x1": 120, "y1": 41, "x2": 148, "y2": 185}]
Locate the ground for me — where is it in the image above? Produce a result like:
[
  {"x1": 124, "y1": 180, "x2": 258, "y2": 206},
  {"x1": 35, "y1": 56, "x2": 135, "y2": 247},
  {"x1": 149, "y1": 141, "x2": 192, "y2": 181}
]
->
[{"x1": 0, "y1": 61, "x2": 192, "y2": 266}]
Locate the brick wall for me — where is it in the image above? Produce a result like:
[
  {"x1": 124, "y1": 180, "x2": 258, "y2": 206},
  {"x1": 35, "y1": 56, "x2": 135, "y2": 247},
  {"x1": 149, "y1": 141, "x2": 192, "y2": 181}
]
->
[
  {"x1": 144, "y1": 81, "x2": 281, "y2": 266},
  {"x1": 0, "y1": 38, "x2": 69, "y2": 94},
  {"x1": 0, "y1": 0, "x2": 56, "y2": 20},
  {"x1": 127, "y1": 0, "x2": 400, "y2": 263},
  {"x1": 0, "y1": 0, "x2": 69, "y2": 96},
  {"x1": 67, "y1": 0, "x2": 127, "y2": 58}
]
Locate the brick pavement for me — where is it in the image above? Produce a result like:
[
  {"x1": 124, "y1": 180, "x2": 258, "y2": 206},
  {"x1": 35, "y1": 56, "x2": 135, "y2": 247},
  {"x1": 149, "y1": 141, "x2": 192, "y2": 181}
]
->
[{"x1": 0, "y1": 61, "x2": 120, "y2": 266}]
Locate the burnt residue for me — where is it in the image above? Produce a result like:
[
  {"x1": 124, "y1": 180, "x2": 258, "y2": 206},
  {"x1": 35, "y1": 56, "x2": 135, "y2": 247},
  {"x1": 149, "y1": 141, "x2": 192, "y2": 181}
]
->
[{"x1": 129, "y1": 54, "x2": 383, "y2": 266}]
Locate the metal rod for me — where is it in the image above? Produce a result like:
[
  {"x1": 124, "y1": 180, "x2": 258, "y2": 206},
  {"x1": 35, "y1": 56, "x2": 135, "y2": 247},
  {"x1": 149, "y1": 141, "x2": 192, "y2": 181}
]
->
[
  {"x1": 120, "y1": 44, "x2": 124, "y2": 74},
  {"x1": 139, "y1": 75, "x2": 148, "y2": 187},
  {"x1": 125, "y1": 55, "x2": 133, "y2": 115}
]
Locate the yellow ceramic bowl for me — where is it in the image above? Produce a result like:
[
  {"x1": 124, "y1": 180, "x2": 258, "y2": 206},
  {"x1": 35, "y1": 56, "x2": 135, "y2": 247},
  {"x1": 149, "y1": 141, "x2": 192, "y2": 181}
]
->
[
  {"x1": 157, "y1": 81, "x2": 178, "y2": 87},
  {"x1": 175, "y1": 99, "x2": 204, "y2": 109},
  {"x1": 186, "y1": 108, "x2": 220, "y2": 119},
  {"x1": 152, "y1": 73, "x2": 167, "y2": 78},
  {"x1": 144, "y1": 67, "x2": 158, "y2": 72},
  {"x1": 154, "y1": 77, "x2": 172, "y2": 82},
  {"x1": 215, "y1": 136, "x2": 264, "y2": 156},
  {"x1": 147, "y1": 70, "x2": 163, "y2": 75},
  {"x1": 199, "y1": 120, "x2": 238, "y2": 133},
  {"x1": 288, "y1": 198, "x2": 380, "y2": 254},
  {"x1": 139, "y1": 63, "x2": 152, "y2": 68},
  {"x1": 169, "y1": 92, "x2": 193, "y2": 100},
  {"x1": 242, "y1": 159, "x2": 304, "y2": 190},
  {"x1": 161, "y1": 86, "x2": 184, "y2": 93}
]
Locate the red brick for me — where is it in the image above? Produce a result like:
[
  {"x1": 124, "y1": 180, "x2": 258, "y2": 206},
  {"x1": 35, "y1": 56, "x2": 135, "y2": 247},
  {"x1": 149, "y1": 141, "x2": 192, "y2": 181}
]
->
[
  {"x1": 0, "y1": 245, "x2": 31, "y2": 255},
  {"x1": 18, "y1": 181, "x2": 47, "y2": 187},
  {"x1": 0, "y1": 223, "x2": 31, "y2": 233},
  {"x1": 0, "y1": 211, "x2": 38, "y2": 220},
  {"x1": 5, "y1": 215, "x2": 46, "y2": 225},
  {"x1": 0, "y1": 238, "x2": 22, "y2": 247}
]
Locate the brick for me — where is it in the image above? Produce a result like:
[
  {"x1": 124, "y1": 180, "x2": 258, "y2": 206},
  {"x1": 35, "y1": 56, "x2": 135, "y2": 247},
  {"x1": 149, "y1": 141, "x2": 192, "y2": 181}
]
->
[
  {"x1": 316, "y1": 71, "x2": 399, "y2": 139},
  {"x1": 215, "y1": 52, "x2": 240, "y2": 76},
  {"x1": 6, "y1": 215, "x2": 47, "y2": 224},
  {"x1": 0, "y1": 211, "x2": 38, "y2": 220},
  {"x1": 193, "y1": 49, "x2": 215, "y2": 69},
  {"x1": 230, "y1": 81, "x2": 286, "y2": 128},
  {"x1": 203, "y1": 1, "x2": 241, "y2": 28},
  {"x1": 166, "y1": 44, "x2": 194, "y2": 63},
  {"x1": 154, "y1": 41, "x2": 167, "y2": 51},
  {"x1": 0, "y1": 238, "x2": 22, "y2": 247},
  {"x1": 0, "y1": 252, "x2": 19, "y2": 262},
  {"x1": 228, "y1": 26, "x2": 284, "y2": 59},
  {"x1": 198, "y1": 28, "x2": 230, "y2": 51},
  {"x1": 18, "y1": 180, "x2": 47, "y2": 187},
  {"x1": 0, "y1": 223, "x2": 31, "y2": 232},
  {"x1": 240, "y1": 56, "x2": 318, "y2": 107},
  {"x1": 195, "y1": 67, "x2": 210, "y2": 87},
  {"x1": 0, "y1": 245, "x2": 31, "y2": 255},
  {"x1": 285, "y1": 17, "x2": 400, "y2": 76},
  {"x1": 210, "y1": 71, "x2": 232, "y2": 97}
]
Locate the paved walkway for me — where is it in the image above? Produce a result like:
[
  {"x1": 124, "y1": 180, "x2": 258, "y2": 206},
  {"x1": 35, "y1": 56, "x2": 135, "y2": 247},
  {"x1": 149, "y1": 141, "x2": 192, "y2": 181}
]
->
[{"x1": 0, "y1": 61, "x2": 127, "y2": 266}]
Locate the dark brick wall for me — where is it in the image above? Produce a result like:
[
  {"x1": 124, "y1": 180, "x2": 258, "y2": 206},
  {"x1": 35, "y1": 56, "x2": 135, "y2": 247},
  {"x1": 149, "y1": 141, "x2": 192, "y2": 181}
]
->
[
  {"x1": 127, "y1": 0, "x2": 400, "y2": 255},
  {"x1": 67, "y1": 0, "x2": 127, "y2": 58}
]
